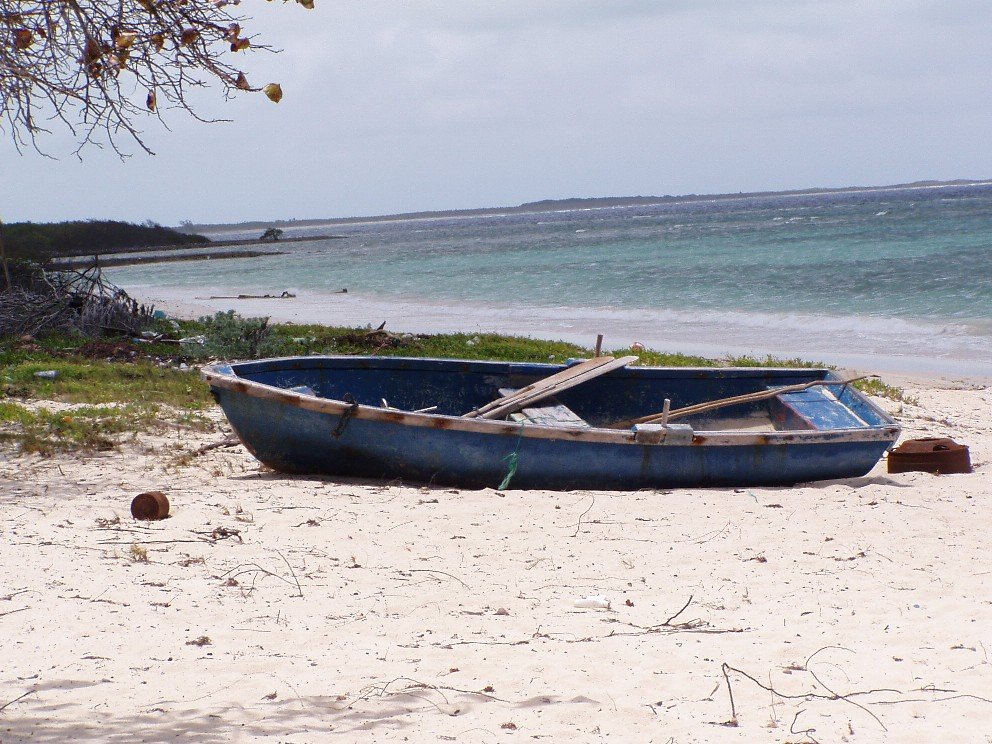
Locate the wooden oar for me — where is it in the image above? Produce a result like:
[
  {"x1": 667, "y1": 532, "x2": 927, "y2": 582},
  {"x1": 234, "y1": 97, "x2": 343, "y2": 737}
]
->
[
  {"x1": 463, "y1": 356, "x2": 639, "y2": 420},
  {"x1": 607, "y1": 376, "x2": 871, "y2": 429}
]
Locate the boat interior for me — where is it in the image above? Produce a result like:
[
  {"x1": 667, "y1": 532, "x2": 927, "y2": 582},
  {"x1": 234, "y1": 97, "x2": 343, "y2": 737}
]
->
[{"x1": 226, "y1": 356, "x2": 890, "y2": 433}]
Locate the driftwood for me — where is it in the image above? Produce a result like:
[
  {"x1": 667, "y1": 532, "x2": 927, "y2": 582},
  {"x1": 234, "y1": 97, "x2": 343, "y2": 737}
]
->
[
  {"x1": 608, "y1": 376, "x2": 872, "y2": 429},
  {"x1": 208, "y1": 291, "x2": 299, "y2": 299},
  {"x1": 194, "y1": 436, "x2": 242, "y2": 456},
  {"x1": 0, "y1": 261, "x2": 154, "y2": 338}
]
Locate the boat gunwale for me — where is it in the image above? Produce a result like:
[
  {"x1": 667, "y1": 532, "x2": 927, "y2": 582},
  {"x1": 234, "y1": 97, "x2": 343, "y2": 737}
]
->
[{"x1": 201, "y1": 357, "x2": 901, "y2": 447}]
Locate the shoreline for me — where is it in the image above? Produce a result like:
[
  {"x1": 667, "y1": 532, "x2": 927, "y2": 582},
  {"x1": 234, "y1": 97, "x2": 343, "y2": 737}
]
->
[
  {"x1": 49, "y1": 235, "x2": 343, "y2": 269},
  {"x1": 53, "y1": 249, "x2": 285, "y2": 269},
  {"x1": 182, "y1": 178, "x2": 992, "y2": 234},
  {"x1": 129, "y1": 286, "x2": 992, "y2": 385}
]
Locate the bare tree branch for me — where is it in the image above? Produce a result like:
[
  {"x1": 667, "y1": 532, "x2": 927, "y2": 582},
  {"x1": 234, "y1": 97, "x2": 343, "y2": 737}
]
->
[{"x1": 1, "y1": 0, "x2": 312, "y2": 154}]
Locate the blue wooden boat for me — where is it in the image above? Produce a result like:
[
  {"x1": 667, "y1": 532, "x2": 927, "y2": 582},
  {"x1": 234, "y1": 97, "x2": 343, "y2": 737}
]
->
[{"x1": 202, "y1": 356, "x2": 900, "y2": 490}]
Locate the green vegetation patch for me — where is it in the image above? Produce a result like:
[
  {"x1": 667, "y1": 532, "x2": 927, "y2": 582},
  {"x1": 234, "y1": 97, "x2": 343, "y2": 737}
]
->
[
  {"x1": 2, "y1": 358, "x2": 212, "y2": 408},
  {"x1": 267, "y1": 324, "x2": 593, "y2": 363},
  {"x1": 852, "y1": 376, "x2": 905, "y2": 401},
  {"x1": 722, "y1": 353, "x2": 826, "y2": 369},
  {"x1": 624, "y1": 348, "x2": 717, "y2": 368},
  {"x1": 0, "y1": 401, "x2": 169, "y2": 455},
  {"x1": 196, "y1": 310, "x2": 285, "y2": 360},
  {"x1": 0, "y1": 310, "x2": 905, "y2": 460},
  {"x1": 2, "y1": 219, "x2": 209, "y2": 260}
]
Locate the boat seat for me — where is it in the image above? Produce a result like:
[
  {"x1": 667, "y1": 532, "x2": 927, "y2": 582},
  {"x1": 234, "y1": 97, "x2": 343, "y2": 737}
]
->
[
  {"x1": 769, "y1": 385, "x2": 868, "y2": 430},
  {"x1": 498, "y1": 388, "x2": 590, "y2": 429}
]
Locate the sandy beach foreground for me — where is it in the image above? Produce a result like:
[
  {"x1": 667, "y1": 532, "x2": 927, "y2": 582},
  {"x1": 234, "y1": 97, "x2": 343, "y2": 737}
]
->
[{"x1": 1, "y1": 378, "x2": 989, "y2": 742}]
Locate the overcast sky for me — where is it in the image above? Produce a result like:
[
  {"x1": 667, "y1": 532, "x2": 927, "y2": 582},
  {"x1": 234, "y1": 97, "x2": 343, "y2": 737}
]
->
[{"x1": 3, "y1": 0, "x2": 991, "y2": 225}]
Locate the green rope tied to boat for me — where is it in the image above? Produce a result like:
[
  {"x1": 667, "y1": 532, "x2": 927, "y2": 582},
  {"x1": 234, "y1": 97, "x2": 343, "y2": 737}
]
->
[{"x1": 498, "y1": 422, "x2": 526, "y2": 491}]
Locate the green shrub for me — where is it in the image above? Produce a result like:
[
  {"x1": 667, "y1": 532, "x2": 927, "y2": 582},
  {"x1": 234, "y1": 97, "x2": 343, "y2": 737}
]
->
[{"x1": 196, "y1": 311, "x2": 284, "y2": 360}]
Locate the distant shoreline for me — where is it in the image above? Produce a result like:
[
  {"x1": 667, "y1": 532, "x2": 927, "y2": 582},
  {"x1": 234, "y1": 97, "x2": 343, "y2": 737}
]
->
[
  {"x1": 52, "y1": 249, "x2": 284, "y2": 269},
  {"x1": 181, "y1": 178, "x2": 992, "y2": 233},
  {"x1": 189, "y1": 234, "x2": 343, "y2": 249},
  {"x1": 48, "y1": 234, "x2": 341, "y2": 268},
  {"x1": 50, "y1": 234, "x2": 342, "y2": 260}
]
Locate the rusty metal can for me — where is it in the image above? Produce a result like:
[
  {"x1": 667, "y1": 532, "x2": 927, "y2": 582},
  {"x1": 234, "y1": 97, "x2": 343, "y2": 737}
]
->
[
  {"x1": 887, "y1": 438, "x2": 972, "y2": 475},
  {"x1": 131, "y1": 491, "x2": 170, "y2": 520}
]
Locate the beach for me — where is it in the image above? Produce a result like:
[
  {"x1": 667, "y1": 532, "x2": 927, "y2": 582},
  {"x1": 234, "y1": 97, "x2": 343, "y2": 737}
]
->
[
  {"x1": 135, "y1": 286, "x2": 992, "y2": 381},
  {"x1": 2, "y1": 375, "x2": 990, "y2": 742}
]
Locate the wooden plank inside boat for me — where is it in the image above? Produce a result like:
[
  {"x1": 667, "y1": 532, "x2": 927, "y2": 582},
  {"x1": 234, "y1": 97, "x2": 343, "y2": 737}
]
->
[
  {"x1": 467, "y1": 355, "x2": 639, "y2": 420},
  {"x1": 462, "y1": 356, "x2": 614, "y2": 418},
  {"x1": 499, "y1": 388, "x2": 590, "y2": 429}
]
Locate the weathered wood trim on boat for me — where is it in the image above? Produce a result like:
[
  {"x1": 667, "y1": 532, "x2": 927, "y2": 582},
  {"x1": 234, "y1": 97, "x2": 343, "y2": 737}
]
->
[{"x1": 202, "y1": 363, "x2": 900, "y2": 447}]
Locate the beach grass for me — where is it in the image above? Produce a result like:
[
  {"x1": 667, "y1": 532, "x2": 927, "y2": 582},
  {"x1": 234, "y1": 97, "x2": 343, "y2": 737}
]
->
[
  {"x1": 185, "y1": 317, "x2": 726, "y2": 366},
  {"x1": 2, "y1": 356, "x2": 211, "y2": 408},
  {"x1": 851, "y1": 376, "x2": 905, "y2": 400},
  {"x1": 0, "y1": 316, "x2": 905, "y2": 454},
  {"x1": 722, "y1": 353, "x2": 825, "y2": 368},
  {"x1": 271, "y1": 325, "x2": 600, "y2": 363},
  {"x1": 0, "y1": 400, "x2": 209, "y2": 455}
]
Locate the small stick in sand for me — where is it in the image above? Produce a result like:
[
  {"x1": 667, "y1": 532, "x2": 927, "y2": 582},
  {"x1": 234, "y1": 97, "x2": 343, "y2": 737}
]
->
[
  {"x1": 275, "y1": 549, "x2": 304, "y2": 597},
  {"x1": 0, "y1": 689, "x2": 35, "y2": 712},
  {"x1": 194, "y1": 436, "x2": 241, "y2": 456},
  {"x1": 662, "y1": 594, "x2": 693, "y2": 626},
  {"x1": 406, "y1": 568, "x2": 470, "y2": 589},
  {"x1": 571, "y1": 494, "x2": 596, "y2": 537}
]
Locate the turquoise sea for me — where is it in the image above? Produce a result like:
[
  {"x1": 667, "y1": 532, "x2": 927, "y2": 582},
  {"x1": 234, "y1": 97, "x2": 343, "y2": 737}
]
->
[{"x1": 109, "y1": 183, "x2": 992, "y2": 376}]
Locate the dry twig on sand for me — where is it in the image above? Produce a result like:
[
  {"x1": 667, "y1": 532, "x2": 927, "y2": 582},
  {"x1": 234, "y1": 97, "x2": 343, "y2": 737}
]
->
[
  {"x1": 718, "y1": 646, "x2": 899, "y2": 734},
  {"x1": 405, "y1": 568, "x2": 470, "y2": 589},
  {"x1": 219, "y1": 552, "x2": 303, "y2": 597},
  {"x1": 194, "y1": 436, "x2": 243, "y2": 456},
  {"x1": 334, "y1": 676, "x2": 509, "y2": 716},
  {"x1": 0, "y1": 690, "x2": 35, "y2": 713},
  {"x1": 571, "y1": 494, "x2": 596, "y2": 537}
]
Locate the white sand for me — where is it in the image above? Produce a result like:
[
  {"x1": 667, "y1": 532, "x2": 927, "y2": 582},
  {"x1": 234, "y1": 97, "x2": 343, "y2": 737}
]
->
[{"x1": 1, "y1": 380, "x2": 990, "y2": 742}]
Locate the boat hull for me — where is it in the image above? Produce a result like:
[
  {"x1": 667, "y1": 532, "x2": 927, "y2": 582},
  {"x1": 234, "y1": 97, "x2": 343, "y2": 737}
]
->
[{"x1": 204, "y1": 356, "x2": 900, "y2": 490}]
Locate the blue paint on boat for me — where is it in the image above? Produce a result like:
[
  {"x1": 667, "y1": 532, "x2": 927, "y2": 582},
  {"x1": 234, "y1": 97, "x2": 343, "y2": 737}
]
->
[{"x1": 203, "y1": 356, "x2": 900, "y2": 490}]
